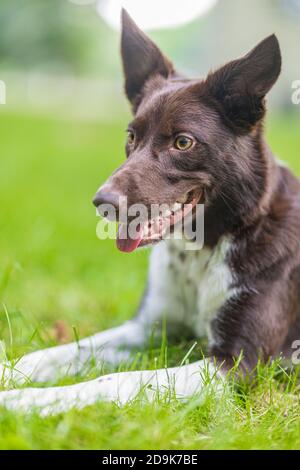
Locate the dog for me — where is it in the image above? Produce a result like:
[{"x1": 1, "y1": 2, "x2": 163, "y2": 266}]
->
[{"x1": 1, "y1": 9, "x2": 300, "y2": 415}]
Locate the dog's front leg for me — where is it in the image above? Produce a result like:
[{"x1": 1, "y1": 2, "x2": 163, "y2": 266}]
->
[
  {"x1": 0, "y1": 360, "x2": 224, "y2": 415},
  {"x1": 209, "y1": 283, "x2": 291, "y2": 377},
  {"x1": 0, "y1": 242, "x2": 190, "y2": 385},
  {"x1": 0, "y1": 320, "x2": 149, "y2": 385}
]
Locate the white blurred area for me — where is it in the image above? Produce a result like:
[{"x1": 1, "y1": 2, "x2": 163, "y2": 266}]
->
[{"x1": 96, "y1": 0, "x2": 218, "y2": 30}]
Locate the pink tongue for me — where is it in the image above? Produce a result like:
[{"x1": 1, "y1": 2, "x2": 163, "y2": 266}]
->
[{"x1": 116, "y1": 224, "x2": 143, "y2": 253}]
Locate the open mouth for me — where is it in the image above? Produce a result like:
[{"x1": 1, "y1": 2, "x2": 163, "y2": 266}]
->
[{"x1": 116, "y1": 189, "x2": 203, "y2": 253}]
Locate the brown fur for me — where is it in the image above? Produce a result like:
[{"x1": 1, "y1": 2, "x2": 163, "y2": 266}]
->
[{"x1": 93, "y1": 10, "x2": 300, "y2": 375}]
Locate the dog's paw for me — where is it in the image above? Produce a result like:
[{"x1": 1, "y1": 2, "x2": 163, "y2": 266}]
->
[
  {"x1": 0, "y1": 378, "x2": 111, "y2": 415},
  {"x1": 0, "y1": 362, "x2": 21, "y2": 387},
  {"x1": 0, "y1": 387, "x2": 68, "y2": 415},
  {"x1": 0, "y1": 352, "x2": 65, "y2": 386}
]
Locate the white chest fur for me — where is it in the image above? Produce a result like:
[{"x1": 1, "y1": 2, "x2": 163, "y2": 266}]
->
[{"x1": 140, "y1": 237, "x2": 235, "y2": 342}]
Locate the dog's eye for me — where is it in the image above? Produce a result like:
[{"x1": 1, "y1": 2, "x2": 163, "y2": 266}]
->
[
  {"x1": 126, "y1": 130, "x2": 135, "y2": 145},
  {"x1": 174, "y1": 135, "x2": 193, "y2": 151}
]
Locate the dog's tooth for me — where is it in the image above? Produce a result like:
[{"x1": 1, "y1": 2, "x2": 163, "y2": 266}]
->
[
  {"x1": 142, "y1": 220, "x2": 149, "y2": 235},
  {"x1": 176, "y1": 194, "x2": 188, "y2": 204},
  {"x1": 173, "y1": 202, "x2": 182, "y2": 212},
  {"x1": 154, "y1": 219, "x2": 160, "y2": 233}
]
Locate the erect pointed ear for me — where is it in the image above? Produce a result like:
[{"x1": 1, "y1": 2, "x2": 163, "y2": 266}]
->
[
  {"x1": 203, "y1": 35, "x2": 281, "y2": 133},
  {"x1": 121, "y1": 9, "x2": 174, "y2": 107}
]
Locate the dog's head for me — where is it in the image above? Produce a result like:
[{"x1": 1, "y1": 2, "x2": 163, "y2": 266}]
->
[{"x1": 93, "y1": 9, "x2": 281, "y2": 252}]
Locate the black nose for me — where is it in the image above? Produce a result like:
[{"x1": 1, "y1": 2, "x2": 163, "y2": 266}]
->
[{"x1": 93, "y1": 188, "x2": 121, "y2": 210}]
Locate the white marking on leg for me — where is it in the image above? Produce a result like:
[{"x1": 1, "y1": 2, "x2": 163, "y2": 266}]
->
[
  {"x1": 0, "y1": 360, "x2": 225, "y2": 415},
  {"x1": 0, "y1": 321, "x2": 147, "y2": 384}
]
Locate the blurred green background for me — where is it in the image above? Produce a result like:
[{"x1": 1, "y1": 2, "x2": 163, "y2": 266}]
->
[{"x1": 0, "y1": 0, "x2": 300, "y2": 451}]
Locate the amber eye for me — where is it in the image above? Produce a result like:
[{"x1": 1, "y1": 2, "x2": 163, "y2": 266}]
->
[
  {"x1": 174, "y1": 135, "x2": 193, "y2": 151},
  {"x1": 127, "y1": 130, "x2": 135, "y2": 145}
]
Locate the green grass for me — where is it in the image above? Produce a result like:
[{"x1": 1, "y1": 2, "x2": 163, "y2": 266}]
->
[{"x1": 0, "y1": 110, "x2": 300, "y2": 449}]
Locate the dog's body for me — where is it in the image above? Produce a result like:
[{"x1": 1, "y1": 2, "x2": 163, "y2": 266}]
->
[{"x1": 1, "y1": 10, "x2": 300, "y2": 414}]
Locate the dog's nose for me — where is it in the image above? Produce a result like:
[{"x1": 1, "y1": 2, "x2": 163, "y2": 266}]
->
[
  {"x1": 93, "y1": 188, "x2": 122, "y2": 221},
  {"x1": 93, "y1": 189, "x2": 121, "y2": 209}
]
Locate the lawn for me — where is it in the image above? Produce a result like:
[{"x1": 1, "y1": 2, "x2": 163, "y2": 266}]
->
[{"x1": 0, "y1": 110, "x2": 300, "y2": 450}]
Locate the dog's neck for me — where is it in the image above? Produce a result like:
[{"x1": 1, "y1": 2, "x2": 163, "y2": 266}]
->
[{"x1": 203, "y1": 132, "x2": 280, "y2": 248}]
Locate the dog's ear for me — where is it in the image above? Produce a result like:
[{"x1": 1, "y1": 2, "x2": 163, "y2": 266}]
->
[
  {"x1": 203, "y1": 35, "x2": 281, "y2": 133},
  {"x1": 121, "y1": 9, "x2": 174, "y2": 107}
]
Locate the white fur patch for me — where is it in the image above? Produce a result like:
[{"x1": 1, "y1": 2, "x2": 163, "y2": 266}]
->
[
  {"x1": 0, "y1": 321, "x2": 147, "y2": 385},
  {"x1": 139, "y1": 237, "x2": 234, "y2": 342},
  {"x1": 0, "y1": 360, "x2": 224, "y2": 415}
]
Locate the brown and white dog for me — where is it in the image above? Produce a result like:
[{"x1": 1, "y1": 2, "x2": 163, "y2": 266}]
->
[{"x1": 1, "y1": 10, "x2": 300, "y2": 414}]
